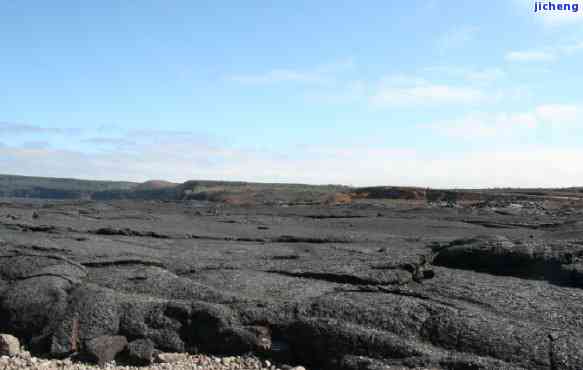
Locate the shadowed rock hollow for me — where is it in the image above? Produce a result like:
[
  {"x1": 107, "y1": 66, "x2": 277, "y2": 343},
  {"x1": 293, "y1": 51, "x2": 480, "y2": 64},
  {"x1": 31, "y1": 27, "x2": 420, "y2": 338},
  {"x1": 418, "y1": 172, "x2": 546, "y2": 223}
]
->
[{"x1": 1, "y1": 196, "x2": 583, "y2": 369}]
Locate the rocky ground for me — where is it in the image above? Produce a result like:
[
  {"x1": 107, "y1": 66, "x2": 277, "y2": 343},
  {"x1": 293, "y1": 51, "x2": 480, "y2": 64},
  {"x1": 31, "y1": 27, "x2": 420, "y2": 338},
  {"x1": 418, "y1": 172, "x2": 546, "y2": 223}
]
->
[
  {"x1": 1, "y1": 196, "x2": 583, "y2": 369},
  {"x1": 0, "y1": 349, "x2": 305, "y2": 370},
  {"x1": 1, "y1": 333, "x2": 308, "y2": 370}
]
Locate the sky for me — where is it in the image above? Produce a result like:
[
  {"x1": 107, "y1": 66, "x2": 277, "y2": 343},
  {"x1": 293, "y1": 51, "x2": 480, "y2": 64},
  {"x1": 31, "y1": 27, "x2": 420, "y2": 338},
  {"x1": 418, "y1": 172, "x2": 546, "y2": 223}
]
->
[{"x1": 1, "y1": 0, "x2": 583, "y2": 187}]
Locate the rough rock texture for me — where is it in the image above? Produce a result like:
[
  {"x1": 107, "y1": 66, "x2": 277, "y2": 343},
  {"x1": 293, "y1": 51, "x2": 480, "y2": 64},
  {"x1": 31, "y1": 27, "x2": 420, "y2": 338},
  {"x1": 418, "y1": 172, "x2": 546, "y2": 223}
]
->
[
  {"x1": 431, "y1": 234, "x2": 583, "y2": 287},
  {"x1": 83, "y1": 335, "x2": 128, "y2": 365},
  {"x1": 126, "y1": 338, "x2": 155, "y2": 365},
  {"x1": 1, "y1": 197, "x2": 583, "y2": 369}
]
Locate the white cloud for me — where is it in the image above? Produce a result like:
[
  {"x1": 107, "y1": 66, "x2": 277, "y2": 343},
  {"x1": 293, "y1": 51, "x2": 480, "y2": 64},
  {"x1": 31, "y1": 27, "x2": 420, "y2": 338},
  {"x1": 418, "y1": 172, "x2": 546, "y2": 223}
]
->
[
  {"x1": 423, "y1": 66, "x2": 505, "y2": 84},
  {"x1": 465, "y1": 68, "x2": 506, "y2": 83},
  {"x1": 506, "y1": 41, "x2": 583, "y2": 63},
  {"x1": 505, "y1": 50, "x2": 556, "y2": 62},
  {"x1": 535, "y1": 104, "x2": 581, "y2": 123},
  {"x1": 429, "y1": 104, "x2": 581, "y2": 138},
  {"x1": 301, "y1": 72, "x2": 495, "y2": 107},
  {"x1": 371, "y1": 84, "x2": 486, "y2": 107},
  {"x1": 230, "y1": 62, "x2": 519, "y2": 109},
  {"x1": 365, "y1": 67, "x2": 530, "y2": 107},
  {"x1": 428, "y1": 112, "x2": 537, "y2": 138},
  {"x1": 506, "y1": 42, "x2": 583, "y2": 62}
]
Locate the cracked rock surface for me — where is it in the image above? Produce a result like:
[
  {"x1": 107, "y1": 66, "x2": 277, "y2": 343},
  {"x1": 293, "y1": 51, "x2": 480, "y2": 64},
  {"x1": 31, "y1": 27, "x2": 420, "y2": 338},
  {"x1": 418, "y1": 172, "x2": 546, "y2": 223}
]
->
[{"x1": 1, "y1": 198, "x2": 583, "y2": 369}]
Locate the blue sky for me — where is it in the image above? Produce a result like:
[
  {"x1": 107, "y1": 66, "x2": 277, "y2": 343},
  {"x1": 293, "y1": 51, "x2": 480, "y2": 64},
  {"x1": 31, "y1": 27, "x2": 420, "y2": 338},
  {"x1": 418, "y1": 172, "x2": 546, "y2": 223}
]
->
[{"x1": 1, "y1": 0, "x2": 583, "y2": 187}]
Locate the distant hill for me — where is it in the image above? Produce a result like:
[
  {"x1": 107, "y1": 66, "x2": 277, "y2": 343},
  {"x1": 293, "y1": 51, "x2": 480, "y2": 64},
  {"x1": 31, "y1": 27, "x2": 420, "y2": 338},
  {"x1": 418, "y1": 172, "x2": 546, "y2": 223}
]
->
[
  {"x1": 133, "y1": 180, "x2": 177, "y2": 191},
  {"x1": 176, "y1": 180, "x2": 349, "y2": 205},
  {"x1": 0, "y1": 174, "x2": 348, "y2": 203},
  {"x1": 0, "y1": 174, "x2": 137, "y2": 199},
  {"x1": 1, "y1": 173, "x2": 582, "y2": 203}
]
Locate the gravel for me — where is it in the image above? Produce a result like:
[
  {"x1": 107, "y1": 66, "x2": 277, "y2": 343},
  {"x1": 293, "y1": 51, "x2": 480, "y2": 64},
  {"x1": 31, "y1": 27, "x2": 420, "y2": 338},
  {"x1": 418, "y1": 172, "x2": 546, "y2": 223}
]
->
[{"x1": 0, "y1": 351, "x2": 307, "y2": 370}]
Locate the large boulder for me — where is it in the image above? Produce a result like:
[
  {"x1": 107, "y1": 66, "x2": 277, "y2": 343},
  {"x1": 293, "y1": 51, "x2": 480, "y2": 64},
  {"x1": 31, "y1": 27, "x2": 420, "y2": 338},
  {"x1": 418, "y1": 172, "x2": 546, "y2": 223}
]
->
[
  {"x1": 0, "y1": 258, "x2": 86, "y2": 349},
  {"x1": 50, "y1": 284, "x2": 120, "y2": 356},
  {"x1": 1, "y1": 276, "x2": 70, "y2": 339}
]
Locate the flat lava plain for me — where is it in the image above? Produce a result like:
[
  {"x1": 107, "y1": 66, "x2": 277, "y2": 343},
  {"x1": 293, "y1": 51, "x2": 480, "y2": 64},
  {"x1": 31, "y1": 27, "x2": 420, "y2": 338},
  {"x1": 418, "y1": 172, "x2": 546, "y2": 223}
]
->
[{"x1": 1, "y1": 195, "x2": 583, "y2": 369}]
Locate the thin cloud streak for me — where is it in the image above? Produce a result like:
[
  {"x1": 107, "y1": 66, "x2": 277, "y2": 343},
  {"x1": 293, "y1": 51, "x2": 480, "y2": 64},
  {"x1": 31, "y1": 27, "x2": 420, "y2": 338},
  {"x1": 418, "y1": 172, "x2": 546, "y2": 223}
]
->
[
  {"x1": 505, "y1": 50, "x2": 556, "y2": 62},
  {"x1": 371, "y1": 84, "x2": 486, "y2": 107},
  {"x1": 0, "y1": 122, "x2": 81, "y2": 135}
]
